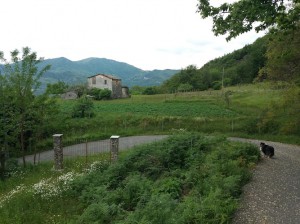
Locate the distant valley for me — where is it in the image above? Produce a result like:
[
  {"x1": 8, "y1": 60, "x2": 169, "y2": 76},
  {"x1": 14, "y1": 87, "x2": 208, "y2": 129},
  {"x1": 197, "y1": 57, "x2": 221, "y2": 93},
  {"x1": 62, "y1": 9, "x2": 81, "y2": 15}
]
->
[{"x1": 37, "y1": 57, "x2": 179, "y2": 91}]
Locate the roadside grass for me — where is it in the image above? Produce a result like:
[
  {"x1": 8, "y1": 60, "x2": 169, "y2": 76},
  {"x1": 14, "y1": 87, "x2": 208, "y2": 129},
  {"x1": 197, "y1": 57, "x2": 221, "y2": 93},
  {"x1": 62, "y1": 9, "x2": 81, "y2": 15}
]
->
[
  {"x1": 0, "y1": 153, "x2": 112, "y2": 224},
  {"x1": 0, "y1": 133, "x2": 261, "y2": 224}
]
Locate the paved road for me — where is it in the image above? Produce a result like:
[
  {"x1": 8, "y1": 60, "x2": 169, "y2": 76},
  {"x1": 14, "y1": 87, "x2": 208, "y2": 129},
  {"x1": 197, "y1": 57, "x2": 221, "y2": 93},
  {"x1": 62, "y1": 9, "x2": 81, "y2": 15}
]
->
[
  {"x1": 21, "y1": 135, "x2": 169, "y2": 164},
  {"x1": 20, "y1": 135, "x2": 300, "y2": 223},
  {"x1": 230, "y1": 137, "x2": 300, "y2": 224}
]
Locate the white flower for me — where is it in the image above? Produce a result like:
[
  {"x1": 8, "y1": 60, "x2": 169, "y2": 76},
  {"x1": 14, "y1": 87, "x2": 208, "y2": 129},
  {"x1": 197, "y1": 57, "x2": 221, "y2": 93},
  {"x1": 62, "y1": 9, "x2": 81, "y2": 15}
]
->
[{"x1": 0, "y1": 184, "x2": 25, "y2": 208}]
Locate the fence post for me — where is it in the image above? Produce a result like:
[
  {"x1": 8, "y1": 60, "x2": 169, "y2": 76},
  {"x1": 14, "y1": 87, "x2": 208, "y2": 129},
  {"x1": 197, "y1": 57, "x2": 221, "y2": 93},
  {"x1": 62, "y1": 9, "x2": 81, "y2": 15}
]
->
[
  {"x1": 110, "y1": 135, "x2": 120, "y2": 163},
  {"x1": 85, "y1": 139, "x2": 88, "y2": 166},
  {"x1": 53, "y1": 134, "x2": 63, "y2": 170},
  {"x1": 0, "y1": 150, "x2": 6, "y2": 180}
]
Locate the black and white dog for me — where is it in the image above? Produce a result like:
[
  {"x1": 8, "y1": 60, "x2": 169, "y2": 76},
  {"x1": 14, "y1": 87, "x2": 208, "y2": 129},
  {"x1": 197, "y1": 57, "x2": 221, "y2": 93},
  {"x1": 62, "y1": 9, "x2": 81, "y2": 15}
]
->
[{"x1": 260, "y1": 142, "x2": 275, "y2": 158}]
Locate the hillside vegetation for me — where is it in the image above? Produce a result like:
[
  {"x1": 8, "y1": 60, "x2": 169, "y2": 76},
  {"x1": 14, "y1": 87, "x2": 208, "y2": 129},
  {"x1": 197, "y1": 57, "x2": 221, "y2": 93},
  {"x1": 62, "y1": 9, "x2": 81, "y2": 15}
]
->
[
  {"x1": 37, "y1": 57, "x2": 179, "y2": 91},
  {"x1": 161, "y1": 27, "x2": 299, "y2": 93},
  {"x1": 161, "y1": 37, "x2": 268, "y2": 92}
]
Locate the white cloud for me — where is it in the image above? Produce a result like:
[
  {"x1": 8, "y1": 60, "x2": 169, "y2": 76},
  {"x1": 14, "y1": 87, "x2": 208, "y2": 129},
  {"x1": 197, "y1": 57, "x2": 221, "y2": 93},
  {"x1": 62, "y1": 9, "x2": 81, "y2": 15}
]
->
[{"x1": 0, "y1": 0, "x2": 265, "y2": 70}]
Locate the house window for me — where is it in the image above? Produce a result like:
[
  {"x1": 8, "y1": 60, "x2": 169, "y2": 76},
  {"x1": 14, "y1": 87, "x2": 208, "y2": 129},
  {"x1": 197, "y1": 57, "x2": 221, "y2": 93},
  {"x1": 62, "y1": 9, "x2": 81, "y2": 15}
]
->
[
  {"x1": 92, "y1": 77, "x2": 96, "y2": 84},
  {"x1": 104, "y1": 80, "x2": 107, "y2": 85}
]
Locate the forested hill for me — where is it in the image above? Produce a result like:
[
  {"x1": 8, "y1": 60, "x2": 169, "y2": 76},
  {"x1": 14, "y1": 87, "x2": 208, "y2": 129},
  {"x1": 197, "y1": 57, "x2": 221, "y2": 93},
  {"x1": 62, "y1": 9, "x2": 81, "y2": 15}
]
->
[
  {"x1": 37, "y1": 57, "x2": 179, "y2": 89},
  {"x1": 161, "y1": 36, "x2": 268, "y2": 92}
]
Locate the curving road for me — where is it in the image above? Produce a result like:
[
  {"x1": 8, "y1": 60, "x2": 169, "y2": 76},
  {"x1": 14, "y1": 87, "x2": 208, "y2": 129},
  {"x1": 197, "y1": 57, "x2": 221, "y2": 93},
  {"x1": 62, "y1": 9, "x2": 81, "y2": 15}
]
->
[
  {"x1": 21, "y1": 135, "x2": 169, "y2": 164},
  {"x1": 21, "y1": 135, "x2": 300, "y2": 223},
  {"x1": 229, "y1": 137, "x2": 300, "y2": 224}
]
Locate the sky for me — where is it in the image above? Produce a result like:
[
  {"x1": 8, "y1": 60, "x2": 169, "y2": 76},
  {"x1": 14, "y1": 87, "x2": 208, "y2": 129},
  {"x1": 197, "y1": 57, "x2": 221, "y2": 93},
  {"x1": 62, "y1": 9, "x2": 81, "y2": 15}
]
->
[{"x1": 0, "y1": 0, "x2": 265, "y2": 70}]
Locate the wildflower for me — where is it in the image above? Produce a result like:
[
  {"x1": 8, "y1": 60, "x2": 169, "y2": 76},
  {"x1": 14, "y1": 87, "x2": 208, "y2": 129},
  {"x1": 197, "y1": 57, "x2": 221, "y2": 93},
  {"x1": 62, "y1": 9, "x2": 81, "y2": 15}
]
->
[
  {"x1": 0, "y1": 184, "x2": 25, "y2": 208},
  {"x1": 31, "y1": 172, "x2": 80, "y2": 200}
]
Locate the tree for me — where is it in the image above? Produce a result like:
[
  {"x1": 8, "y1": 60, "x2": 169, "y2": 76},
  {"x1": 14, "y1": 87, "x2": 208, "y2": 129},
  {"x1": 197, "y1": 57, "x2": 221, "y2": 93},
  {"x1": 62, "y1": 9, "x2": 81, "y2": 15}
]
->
[
  {"x1": 258, "y1": 28, "x2": 300, "y2": 82},
  {"x1": 46, "y1": 81, "x2": 69, "y2": 95},
  {"x1": 69, "y1": 84, "x2": 88, "y2": 98},
  {"x1": 142, "y1": 87, "x2": 158, "y2": 95},
  {"x1": 0, "y1": 47, "x2": 51, "y2": 166},
  {"x1": 197, "y1": 0, "x2": 300, "y2": 40},
  {"x1": 177, "y1": 83, "x2": 193, "y2": 92},
  {"x1": 72, "y1": 95, "x2": 94, "y2": 118}
]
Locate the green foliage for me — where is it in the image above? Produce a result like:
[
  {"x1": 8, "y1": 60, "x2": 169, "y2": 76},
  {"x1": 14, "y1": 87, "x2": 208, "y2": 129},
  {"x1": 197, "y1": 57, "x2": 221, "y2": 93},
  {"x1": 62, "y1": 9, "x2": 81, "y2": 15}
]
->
[
  {"x1": 142, "y1": 86, "x2": 160, "y2": 95},
  {"x1": 197, "y1": 0, "x2": 300, "y2": 40},
  {"x1": 130, "y1": 85, "x2": 146, "y2": 95},
  {"x1": 71, "y1": 95, "x2": 95, "y2": 118},
  {"x1": 52, "y1": 83, "x2": 300, "y2": 145},
  {"x1": 0, "y1": 47, "x2": 55, "y2": 166},
  {"x1": 99, "y1": 88, "x2": 112, "y2": 100},
  {"x1": 67, "y1": 133, "x2": 260, "y2": 223},
  {"x1": 177, "y1": 83, "x2": 193, "y2": 92},
  {"x1": 87, "y1": 87, "x2": 112, "y2": 100},
  {"x1": 91, "y1": 100, "x2": 236, "y2": 118},
  {"x1": 212, "y1": 81, "x2": 222, "y2": 90},
  {"x1": 46, "y1": 81, "x2": 69, "y2": 95},
  {"x1": 161, "y1": 37, "x2": 268, "y2": 92},
  {"x1": 258, "y1": 28, "x2": 300, "y2": 83}
]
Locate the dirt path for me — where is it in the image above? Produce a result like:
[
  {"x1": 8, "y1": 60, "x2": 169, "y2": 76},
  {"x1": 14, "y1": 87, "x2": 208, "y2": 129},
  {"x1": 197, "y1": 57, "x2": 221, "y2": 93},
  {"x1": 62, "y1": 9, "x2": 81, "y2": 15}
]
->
[{"x1": 229, "y1": 137, "x2": 300, "y2": 224}]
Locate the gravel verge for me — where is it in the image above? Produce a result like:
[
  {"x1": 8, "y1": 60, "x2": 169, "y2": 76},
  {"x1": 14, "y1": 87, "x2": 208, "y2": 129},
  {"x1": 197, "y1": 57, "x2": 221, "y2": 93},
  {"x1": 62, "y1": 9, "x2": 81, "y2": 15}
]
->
[
  {"x1": 19, "y1": 135, "x2": 300, "y2": 223},
  {"x1": 229, "y1": 137, "x2": 300, "y2": 224}
]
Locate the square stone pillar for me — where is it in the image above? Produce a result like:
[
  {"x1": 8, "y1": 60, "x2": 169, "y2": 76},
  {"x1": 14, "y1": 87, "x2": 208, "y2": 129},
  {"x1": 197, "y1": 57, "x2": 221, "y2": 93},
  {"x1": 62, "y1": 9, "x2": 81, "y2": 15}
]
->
[
  {"x1": 53, "y1": 134, "x2": 63, "y2": 170},
  {"x1": 110, "y1": 135, "x2": 120, "y2": 162}
]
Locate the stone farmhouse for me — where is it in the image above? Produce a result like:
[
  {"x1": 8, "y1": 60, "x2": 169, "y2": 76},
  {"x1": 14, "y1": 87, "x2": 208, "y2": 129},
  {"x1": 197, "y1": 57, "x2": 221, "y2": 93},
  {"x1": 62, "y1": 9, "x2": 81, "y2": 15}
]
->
[{"x1": 87, "y1": 74, "x2": 130, "y2": 99}]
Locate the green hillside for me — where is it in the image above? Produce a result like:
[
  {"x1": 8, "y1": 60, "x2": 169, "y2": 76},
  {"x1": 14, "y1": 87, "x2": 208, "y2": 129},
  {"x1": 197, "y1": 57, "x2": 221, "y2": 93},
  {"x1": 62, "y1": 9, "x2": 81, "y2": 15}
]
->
[
  {"x1": 161, "y1": 37, "x2": 268, "y2": 92},
  {"x1": 37, "y1": 57, "x2": 179, "y2": 91},
  {"x1": 161, "y1": 27, "x2": 300, "y2": 93}
]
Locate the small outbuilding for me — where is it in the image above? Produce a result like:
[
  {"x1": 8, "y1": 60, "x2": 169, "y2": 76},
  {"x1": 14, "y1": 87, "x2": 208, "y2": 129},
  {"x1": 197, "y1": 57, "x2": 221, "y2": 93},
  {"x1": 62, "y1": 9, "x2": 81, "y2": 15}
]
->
[{"x1": 61, "y1": 91, "x2": 78, "y2": 100}]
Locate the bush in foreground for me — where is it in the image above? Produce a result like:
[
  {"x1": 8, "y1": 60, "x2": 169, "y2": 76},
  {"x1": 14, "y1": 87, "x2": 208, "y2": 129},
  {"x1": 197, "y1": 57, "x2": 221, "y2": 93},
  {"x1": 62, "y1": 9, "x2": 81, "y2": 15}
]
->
[{"x1": 70, "y1": 133, "x2": 260, "y2": 223}]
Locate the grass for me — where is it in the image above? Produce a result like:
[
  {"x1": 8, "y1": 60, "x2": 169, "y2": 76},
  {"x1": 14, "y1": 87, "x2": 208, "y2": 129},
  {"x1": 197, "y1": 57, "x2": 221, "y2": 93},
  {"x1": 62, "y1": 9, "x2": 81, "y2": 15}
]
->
[
  {"x1": 54, "y1": 82, "x2": 299, "y2": 146},
  {"x1": 0, "y1": 133, "x2": 261, "y2": 224},
  {"x1": 1, "y1": 82, "x2": 298, "y2": 223},
  {"x1": 0, "y1": 154, "x2": 112, "y2": 224}
]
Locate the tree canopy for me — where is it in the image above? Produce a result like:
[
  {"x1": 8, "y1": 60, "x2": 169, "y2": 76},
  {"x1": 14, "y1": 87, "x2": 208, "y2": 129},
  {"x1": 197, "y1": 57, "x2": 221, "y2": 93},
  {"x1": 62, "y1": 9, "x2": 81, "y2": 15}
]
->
[
  {"x1": 0, "y1": 47, "x2": 55, "y2": 166},
  {"x1": 197, "y1": 0, "x2": 300, "y2": 40},
  {"x1": 161, "y1": 37, "x2": 268, "y2": 92},
  {"x1": 258, "y1": 27, "x2": 300, "y2": 83}
]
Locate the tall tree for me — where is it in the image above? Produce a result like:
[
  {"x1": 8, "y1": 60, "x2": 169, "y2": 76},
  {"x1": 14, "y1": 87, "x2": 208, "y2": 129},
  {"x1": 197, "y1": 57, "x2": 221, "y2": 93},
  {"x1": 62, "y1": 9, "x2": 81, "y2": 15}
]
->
[
  {"x1": 197, "y1": 0, "x2": 300, "y2": 40},
  {"x1": 0, "y1": 47, "x2": 51, "y2": 166},
  {"x1": 258, "y1": 28, "x2": 300, "y2": 82}
]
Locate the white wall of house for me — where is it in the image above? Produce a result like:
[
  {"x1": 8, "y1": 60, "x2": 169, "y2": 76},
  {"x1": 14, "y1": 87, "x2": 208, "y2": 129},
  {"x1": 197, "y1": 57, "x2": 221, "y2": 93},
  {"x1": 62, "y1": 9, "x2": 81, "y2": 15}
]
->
[
  {"x1": 87, "y1": 74, "x2": 125, "y2": 99},
  {"x1": 87, "y1": 74, "x2": 113, "y2": 91}
]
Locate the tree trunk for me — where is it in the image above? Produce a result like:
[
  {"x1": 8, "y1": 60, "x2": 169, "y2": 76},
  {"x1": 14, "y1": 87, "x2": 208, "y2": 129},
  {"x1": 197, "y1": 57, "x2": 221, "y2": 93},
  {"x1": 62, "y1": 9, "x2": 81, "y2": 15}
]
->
[{"x1": 20, "y1": 120, "x2": 26, "y2": 167}]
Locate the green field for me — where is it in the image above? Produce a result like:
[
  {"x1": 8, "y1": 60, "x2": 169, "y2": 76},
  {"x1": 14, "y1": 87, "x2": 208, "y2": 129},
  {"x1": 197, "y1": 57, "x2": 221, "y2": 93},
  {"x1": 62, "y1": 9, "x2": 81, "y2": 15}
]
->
[
  {"x1": 0, "y1": 83, "x2": 299, "y2": 223},
  {"x1": 56, "y1": 83, "x2": 299, "y2": 145}
]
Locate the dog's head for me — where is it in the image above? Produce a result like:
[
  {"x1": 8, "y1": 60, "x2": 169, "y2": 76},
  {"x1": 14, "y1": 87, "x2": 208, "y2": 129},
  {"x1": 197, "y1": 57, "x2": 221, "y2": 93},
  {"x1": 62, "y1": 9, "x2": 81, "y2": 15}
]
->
[{"x1": 260, "y1": 142, "x2": 265, "y2": 151}]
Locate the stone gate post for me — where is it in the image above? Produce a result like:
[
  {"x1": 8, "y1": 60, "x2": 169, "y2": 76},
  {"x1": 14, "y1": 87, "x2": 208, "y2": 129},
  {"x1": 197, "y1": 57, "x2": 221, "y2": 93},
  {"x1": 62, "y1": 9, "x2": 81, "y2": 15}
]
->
[
  {"x1": 110, "y1": 135, "x2": 120, "y2": 162},
  {"x1": 53, "y1": 134, "x2": 63, "y2": 170}
]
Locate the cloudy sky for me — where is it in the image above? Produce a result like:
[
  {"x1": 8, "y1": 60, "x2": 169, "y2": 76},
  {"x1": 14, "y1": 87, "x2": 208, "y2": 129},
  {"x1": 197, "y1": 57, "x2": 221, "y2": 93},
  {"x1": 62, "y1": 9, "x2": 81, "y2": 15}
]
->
[{"x1": 0, "y1": 0, "x2": 265, "y2": 70}]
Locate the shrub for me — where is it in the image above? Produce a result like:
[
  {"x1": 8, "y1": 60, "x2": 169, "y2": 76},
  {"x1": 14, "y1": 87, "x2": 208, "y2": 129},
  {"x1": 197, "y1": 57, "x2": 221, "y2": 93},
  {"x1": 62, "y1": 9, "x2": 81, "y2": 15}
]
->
[
  {"x1": 68, "y1": 133, "x2": 259, "y2": 223},
  {"x1": 71, "y1": 95, "x2": 95, "y2": 118}
]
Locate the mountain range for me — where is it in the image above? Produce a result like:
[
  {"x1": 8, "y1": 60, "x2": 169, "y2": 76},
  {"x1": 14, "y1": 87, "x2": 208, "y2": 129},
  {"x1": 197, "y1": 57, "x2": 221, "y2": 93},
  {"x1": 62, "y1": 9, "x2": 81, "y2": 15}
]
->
[{"x1": 37, "y1": 57, "x2": 179, "y2": 90}]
